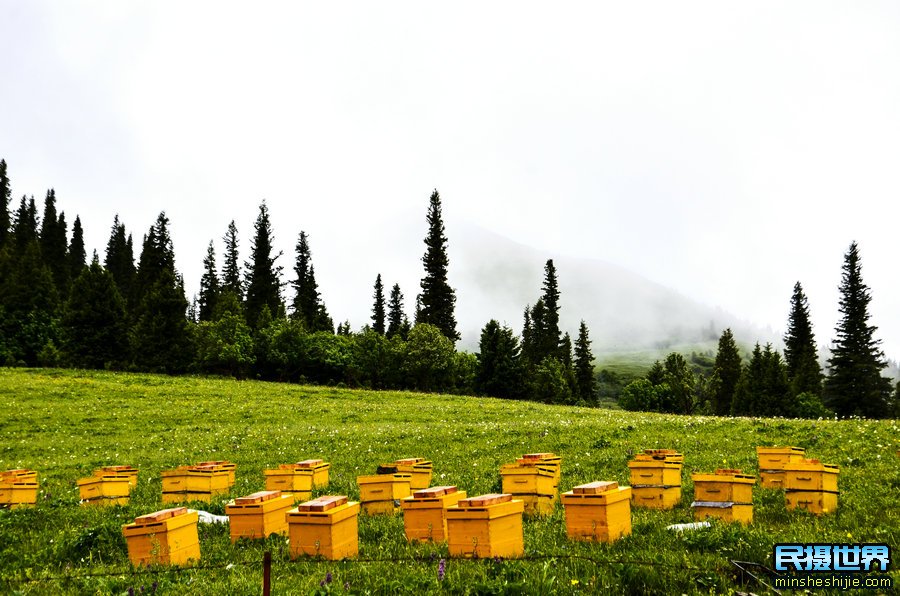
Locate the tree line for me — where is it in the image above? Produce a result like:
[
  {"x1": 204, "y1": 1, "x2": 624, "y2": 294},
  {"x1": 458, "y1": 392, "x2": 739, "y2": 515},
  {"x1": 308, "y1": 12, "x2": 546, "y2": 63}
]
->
[
  {"x1": 619, "y1": 243, "x2": 898, "y2": 418},
  {"x1": 0, "y1": 158, "x2": 895, "y2": 416},
  {"x1": 0, "y1": 162, "x2": 596, "y2": 403}
]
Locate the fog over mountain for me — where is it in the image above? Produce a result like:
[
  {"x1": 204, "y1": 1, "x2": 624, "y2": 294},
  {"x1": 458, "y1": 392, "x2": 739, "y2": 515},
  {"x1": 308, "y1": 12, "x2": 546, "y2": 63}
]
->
[{"x1": 450, "y1": 222, "x2": 773, "y2": 353}]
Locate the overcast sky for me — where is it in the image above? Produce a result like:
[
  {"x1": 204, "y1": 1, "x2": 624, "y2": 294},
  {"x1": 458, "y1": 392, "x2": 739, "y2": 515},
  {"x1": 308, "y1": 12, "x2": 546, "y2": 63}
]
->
[{"x1": 2, "y1": 1, "x2": 898, "y2": 358}]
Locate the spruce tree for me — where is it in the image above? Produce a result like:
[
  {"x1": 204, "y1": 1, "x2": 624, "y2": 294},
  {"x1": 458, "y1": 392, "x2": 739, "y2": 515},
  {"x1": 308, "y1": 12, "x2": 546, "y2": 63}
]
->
[
  {"x1": 104, "y1": 215, "x2": 136, "y2": 303},
  {"x1": 783, "y1": 282, "x2": 823, "y2": 397},
  {"x1": 417, "y1": 189, "x2": 459, "y2": 342},
  {"x1": 560, "y1": 332, "x2": 573, "y2": 368},
  {"x1": 221, "y1": 220, "x2": 243, "y2": 300},
  {"x1": 198, "y1": 240, "x2": 220, "y2": 322},
  {"x1": 372, "y1": 274, "x2": 386, "y2": 335},
  {"x1": 39, "y1": 189, "x2": 70, "y2": 294},
  {"x1": 387, "y1": 283, "x2": 405, "y2": 338},
  {"x1": 62, "y1": 255, "x2": 128, "y2": 368},
  {"x1": 823, "y1": 242, "x2": 892, "y2": 417},
  {"x1": 713, "y1": 328, "x2": 742, "y2": 415},
  {"x1": 540, "y1": 259, "x2": 562, "y2": 359},
  {"x1": 12, "y1": 196, "x2": 39, "y2": 257},
  {"x1": 67, "y1": 216, "x2": 87, "y2": 282},
  {"x1": 133, "y1": 212, "x2": 176, "y2": 303},
  {"x1": 244, "y1": 202, "x2": 283, "y2": 329},
  {"x1": 573, "y1": 321, "x2": 596, "y2": 403},
  {"x1": 0, "y1": 159, "x2": 11, "y2": 248},
  {"x1": 290, "y1": 231, "x2": 332, "y2": 332},
  {"x1": 475, "y1": 319, "x2": 524, "y2": 399}
]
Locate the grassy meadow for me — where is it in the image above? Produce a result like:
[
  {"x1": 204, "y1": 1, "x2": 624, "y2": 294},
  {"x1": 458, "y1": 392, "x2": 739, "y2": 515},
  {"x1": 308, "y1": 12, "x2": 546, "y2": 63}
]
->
[{"x1": 0, "y1": 368, "x2": 898, "y2": 594}]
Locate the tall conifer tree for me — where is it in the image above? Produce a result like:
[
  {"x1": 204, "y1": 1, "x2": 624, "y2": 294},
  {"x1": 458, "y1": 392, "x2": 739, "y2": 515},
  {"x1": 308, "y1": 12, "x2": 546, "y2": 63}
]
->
[
  {"x1": 39, "y1": 190, "x2": 70, "y2": 294},
  {"x1": 417, "y1": 189, "x2": 458, "y2": 342},
  {"x1": 0, "y1": 159, "x2": 11, "y2": 248},
  {"x1": 387, "y1": 283, "x2": 405, "y2": 338},
  {"x1": 713, "y1": 328, "x2": 742, "y2": 415},
  {"x1": 221, "y1": 220, "x2": 243, "y2": 301},
  {"x1": 291, "y1": 231, "x2": 331, "y2": 332},
  {"x1": 573, "y1": 321, "x2": 596, "y2": 403},
  {"x1": 67, "y1": 216, "x2": 87, "y2": 282},
  {"x1": 62, "y1": 255, "x2": 128, "y2": 368},
  {"x1": 476, "y1": 319, "x2": 524, "y2": 398},
  {"x1": 784, "y1": 282, "x2": 823, "y2": 397},
  {"x1": 12, "y1": 196, "x2": 39, "y2": 255},
  {"x1": 372, "y1": 274, "x2": 386, "y2": 335},
  {"x1": 198, "y1": 240, "x2": 220, "y2": 322},
  {"x1": 244, "y1": 202, "x2": 283, "y2": 329},
  {"x1": 105, "y1": 215, "x2": 136, "y2": 303},
  {"x1": 823, "y1": 242, "x2": 892, "y2": 417},
  {"x1": 540, "y1": 259, "x2": 561, "y2": 359}
]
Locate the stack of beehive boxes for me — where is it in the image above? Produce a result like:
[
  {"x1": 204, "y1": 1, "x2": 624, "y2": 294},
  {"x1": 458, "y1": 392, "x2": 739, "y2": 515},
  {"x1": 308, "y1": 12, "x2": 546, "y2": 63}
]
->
[
  {"x1": 401, "y1": 485, "x2": 467, "y2": 542},
  {"x1": 690, "y1": 469, "x2": 755, "y2": 524},
  {"x1": 263, "y1": 459, "x2": 330, "y2": 502},
  {"x1": 77, "y1": 466, "x2": 137, "y2": 506},
  {"x1": 499, "y1": 452, "x2": 561, "y2": 515},
  {"x1": 122, "y1": 507, "x2": 200, "y2": 566},
  {"x1": 287, "y1": 495, "x2": 360, "y2": 560},
  {"x1": 225, "y1": 490, "x2": 294, "y2": 541},
  {"x1": 0, "y1": 469, "x2": 38, "y2": 509},
  {"x1": 388, "y1": 458, "x2": 433, "y2": 490},
  {"x1": 161, "y1": 462, "x2": 233, "y2": 504},
  {"x1": 560, "y1": 481, "x2": 632, "y2": 542},
  {"x1": 783, "y1": 459, "x2": 839, "y2": 515},
  {"x1": 756, "y1": 446, "x2": 805, "y2": 489},
  {"x1": 446, "y1": 493, "x2": 525, "y2": 558},
  {"x1": 628, "y1": 449, "x2": 683, "y2": 509}
]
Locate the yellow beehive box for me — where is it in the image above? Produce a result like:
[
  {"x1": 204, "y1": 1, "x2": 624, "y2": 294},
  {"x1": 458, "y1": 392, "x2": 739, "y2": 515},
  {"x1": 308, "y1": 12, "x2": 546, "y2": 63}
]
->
[
  {"x1": 287, "y1": 496, "x2": 360, "y2": 560},
  {"x1": 264, "y1": 470, "x2": 313, "y2": 494},
  {"x1": 1, "y1": 469, "x2": 38, "y2": 482},
  {"x1": 161, "y1": 467, "x2": 230, "y2": 494},
  {"x1": 691, "y1": 469, "x2": 755, "y2": 503},
  {"x1": 77, "y1": 474, "x2": 132, "y2": 505},
  {"x1": 785, "y1": 490, "x2": 838, "y2": 515},
  {"x1": 561, "y1": 481, "x2": 632, "y2": 542},
  {"x1": 782, "y1": 460, "x2": 839, "y2": 492},
  {"x1": 631, "y1": 485, "x2": 681, "y2": 509},
  {"x1": 226, "y1": 490, "x2": 294, "y2": 542},
  {"x1": 357, "y1": 473, "x2": 413, "y2": 501},
  {"x1": 691, "y1": 501, "x2": 753, "y2": 525},
  {"x1": 500, "y1": 463, "x2": 557, "y2": 497},
  {"x1": 122, "y1": 507, "x2": 200, "y2": 566},
  {"x1": 756, "y1": 446, "x2": 805, "y2": 470},
  {"x1": 97, "y1": 466, "x2": 139, "y2": 489},
  {"x1": 0, "y1": 480, "x2": 39, "y2": 508},
  {"x1": 446, "y1": 494, "x2": 524, "y2": 559},
  {"x1": 391, "y1": 458, "x2": 434, "y2": 490},
  {"x1": 642, "y1": 449, "x2": 684, "y2": 465},
  {"x1": 518, "y1": 494, "x2": 556, "y2": 516},
  {"x1": 401, "y1": 485, "x2": 467, "y2": 542},
  {"x1": 161, "y1": 492, "x2": 220, "y2": 505},
  {"x1": 519, "y1": 453, "x2": 562, "y2": 485},
  {"x1": 628, "y1": 458, "x2": 682, "y2": 486},
  {"x1": 194, "y1": 461, "x2": 236, "y2": 487},
  {"x1": 759, "y1": 470, "x2": 787, "y2": 489}
]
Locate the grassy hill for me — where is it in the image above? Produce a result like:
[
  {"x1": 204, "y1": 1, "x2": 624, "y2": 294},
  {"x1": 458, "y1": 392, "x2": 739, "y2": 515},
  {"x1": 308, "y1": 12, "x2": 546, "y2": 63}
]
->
[{"x1": 0, "y1": 369, "x2": 897, "y2": 594}]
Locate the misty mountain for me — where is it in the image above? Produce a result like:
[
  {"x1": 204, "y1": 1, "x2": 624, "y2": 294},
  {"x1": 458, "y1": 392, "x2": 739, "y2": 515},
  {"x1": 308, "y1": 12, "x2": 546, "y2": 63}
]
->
[{"x1": 450, "y1": 222, "x2": 774, "y2": 354}]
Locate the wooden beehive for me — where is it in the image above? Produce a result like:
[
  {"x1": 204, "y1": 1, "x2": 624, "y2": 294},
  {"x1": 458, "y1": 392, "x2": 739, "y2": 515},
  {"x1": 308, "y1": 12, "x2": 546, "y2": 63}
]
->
[
  {"x1": 782, "y1": 460, "x2": 839, "y2": 492},
  {"x1": 630, "y1": 485, "x2": 682, "y2": 509},
  {"x1": 757, "y1": 446, "x2": 805, "y2": 488},
  {"x1": 392, "y1": 458, "x2": 433, "y2": 490},
  {"x1": 77, "y1": 474, "x2": 132, "y2": 506},
  {"x1": 691, "y1": 501, "x2": 753, "y2": 525},
  {"x1": 0, "y1": 469, "x2": 38, "y2": 508},
  {"x1": 122, "y1": 507, "x2": 200, "y2": 566},
  {"x1": 194, "y1": 461, "x2": 236, "y2": 487},
  {"x1": 642, "y1": 449, "x2": 684, "y2": 465},
  {"x1": 446, "y1": 494, "x2": 524, "y2": 558},
  {"x1": 97, "y1": 466, "x2": 139, "y2": 489},
  {"x1": 628, "y1": 458, "x2": 682, "y2": 486},
  {"x1": 161, "y1": 465, "x2": 230, "y2": 503},
  {"x1": 785, "y1": 490, "x2": 838, "y2": 515},
  {"x1": 226, "y1": 490, "x2": 294, "y2": 541},
  {"x1": 691, "y1": 469, "x2": 755, "y2": 503},
  {"x1": 519, "y1": 453, "x2": 562, "y2": 486},
  {"x1": 561, "y1": 481, "x2": 632, "y2": 542},
  {"x1": 400, "y1": 486, "x2": 467, "y2": 542},
  {"x1": 286, "y1": 496, "x2": 360, "y2": 560},
  {"x1": 500, "y1": 462, "x2": 557, "y2": 497},
  {"x1": 357, "y1": 473, "x2": 412, "y2": 515}
]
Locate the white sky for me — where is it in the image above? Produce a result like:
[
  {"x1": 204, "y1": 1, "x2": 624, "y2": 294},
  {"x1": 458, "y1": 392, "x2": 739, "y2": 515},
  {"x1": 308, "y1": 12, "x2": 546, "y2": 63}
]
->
[{"x1": 2, "y1": 1, "x2": 898, "y2": 358}]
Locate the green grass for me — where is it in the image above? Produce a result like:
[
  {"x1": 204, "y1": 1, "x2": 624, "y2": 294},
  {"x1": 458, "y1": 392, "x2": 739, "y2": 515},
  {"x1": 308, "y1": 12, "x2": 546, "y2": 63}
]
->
[{"x1": 0, "y1": 368, "x2": 898, "y2": 595}]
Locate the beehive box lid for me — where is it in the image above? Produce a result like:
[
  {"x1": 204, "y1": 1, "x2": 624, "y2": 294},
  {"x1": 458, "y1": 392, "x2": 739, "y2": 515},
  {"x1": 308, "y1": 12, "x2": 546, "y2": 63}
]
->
[
  {"x1": 234, "y1": 490, "x2": 282, "y2": 504},
  {"x1": 134, "y1": 507, "x2": 187, "y2": 524},
  {"x1": 297, "y1": 495, "x2": 348, "y2": 512},
  {"x1": 413, "y1": 486, "x2": 458, "y2": 498},
  {"x1": 573, "y1": 481, "x2": 619, "y2": 494},
  {"x1": 295, "y1": 459, "x2": 324, "y2": 468},
  {"x1": 756, "y1": 446, "x2": 804, "y2": 453},
  {"x1": 522, "y1": 453, "x2": 555, "y2": 460},
  {"x1": 715, "y1": 468, "x2": 743, "y2": 475},
  {"x1": 196, "y1": 460, "x2": 232, "y2": 466},
  {"x1": 396, "y1": 457, "x2": 425, "y2": 465},
  {"x1": 459, "y1": 493, "x2": 512, "y2": 508},
  {"x1": 101, "y1": 465, "x2": 136, "y2": 471},
  {"x1": 376, "y1": 464, "x2": 400, "y2": 474}
]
